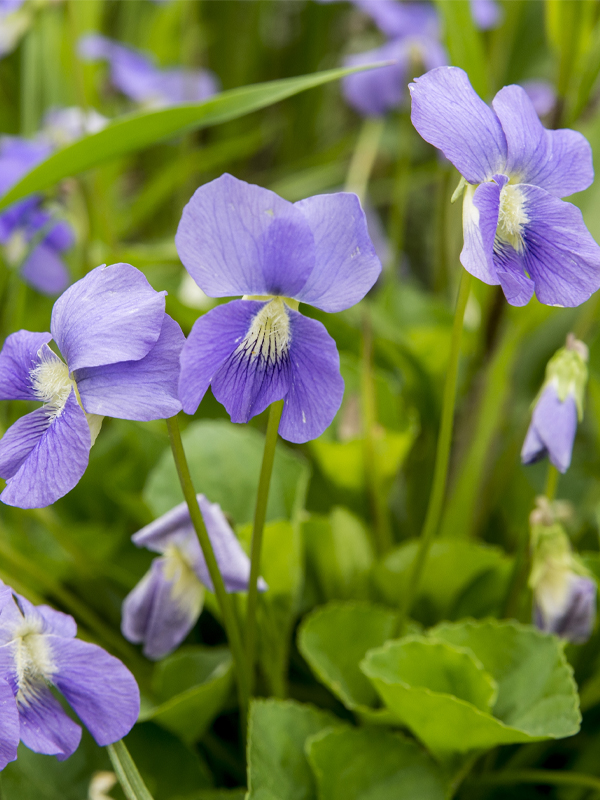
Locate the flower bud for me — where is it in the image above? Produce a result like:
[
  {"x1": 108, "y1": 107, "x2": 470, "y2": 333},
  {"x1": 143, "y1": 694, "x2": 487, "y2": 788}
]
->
[{"x1": 521, "y1": 334, "x2": 588, "y2": 473}]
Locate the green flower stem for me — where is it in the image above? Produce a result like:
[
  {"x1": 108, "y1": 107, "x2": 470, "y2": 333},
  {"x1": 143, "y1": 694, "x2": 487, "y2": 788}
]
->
[
  {"x1": 344, "y1": 117, "x2": 385, "y2": 200},
  {"x1": 395, "y1": 268, "x2": 473, "y2": 633},
  {"x1": 471, "y1": 769, "x2": 600, "y2": 793},
  {"x1": 107, "y1": 740, "x2": 154, "y2": 800},
  {"x1": 361, "y1": 308, "x2": 393, "y2": 555},
  {"x1": 166, "y1": 415, "x2": 250, "y2": 720},
  {"x1": 545, "y1": 463, "x2": 559, "y2": 501},
  {"x1": 245, "y1": 399, "x2": 284, "y2": 696}
]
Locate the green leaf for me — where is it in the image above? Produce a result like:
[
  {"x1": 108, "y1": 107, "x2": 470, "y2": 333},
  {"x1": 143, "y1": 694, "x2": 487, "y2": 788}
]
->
[
  {"x1": 144, "y1": 420, "x2": 310, "y2": 526},
  {"x1": 306, "y1": 726, "x2": 447, "y2": 800},
  {"x1": 0, "y1": 64, "x2": 383, "y2": 211},
  {"x1": 303, "y1": 507, "x2": 375, "y2": 602},
  {"x1": 433, "y1": 0, "x2": 489, "y2": 98},
  {"x1": 140, "y1": 646, "x2": 233, "y2": 744},
  {"x1": 297, "y1": 601, "x2": 397, "y2": 723},
  {"x1": 246, "y1": 699, "x2": 342, "y2": 800},
  {"x1": 360, "y1": 621, "x2": 581, "y2": 759},
  {"x1": 375, "y1": 539, "x2": 511, "y2": 621}
]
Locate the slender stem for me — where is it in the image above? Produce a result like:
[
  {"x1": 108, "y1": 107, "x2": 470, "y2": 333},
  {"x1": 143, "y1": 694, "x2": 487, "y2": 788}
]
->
[
  {"x1": 545, "y1": 463, "x2": 559, "y2": 501},
  {"x1": 471, "y1": 769, "x2": 600, "y2": 793},
  {"x1": 361, "y1": 307, "x2": 393, "y2": 555},
  {"x1": 344, "y1": 117, "x2": 385, "y2": 201},
  {"x1": 245, "y1": 400, "x2": 284, "y2": 696},
  {"x1": 166, "y1": 415, "x2": 249, "y2": 719},
  {"x1": 107, "y1": 741, "x2": 154, "y2": 800},
  {"x1": 395, "y1": 269, "x2": 473, "y2": 633}
]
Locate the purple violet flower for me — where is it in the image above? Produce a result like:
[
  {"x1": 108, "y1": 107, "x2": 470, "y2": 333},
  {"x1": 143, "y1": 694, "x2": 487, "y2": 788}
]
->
[
  {"x1": 534, "y1": 573, "x2": 597, "y2": 644},
  {"x1": 0, "y1": 582, "x2": 139, "y2": 768},
  {"x1": 410, "y1": 67, "x2": 600, "y2": 306},
  {"x1": 0, "y1": 263, "x2": 184, "y2": 509},
  {"x1": 78, "y1": 33, "x2": 219, "y2": 108},
  {"x1": 175, "y1": 174, "x2": 382, "y2": 443},
  {"x1": 520, "y1": 80, "x2": 556, "y2": 119},
  {"x1": 469, "y1": 0, "x2": 502, "y2": 30},
  {"x1": 0, "y1": 136, "x2": 74, "y2": 295},
  {"x1": 122, "y1": 494, "x2": 267, "y2": 660}
]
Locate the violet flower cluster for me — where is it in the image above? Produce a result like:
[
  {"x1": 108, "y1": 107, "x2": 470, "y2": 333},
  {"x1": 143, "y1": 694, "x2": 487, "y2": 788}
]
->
[
  {"x1": 175, "y1": 173, "x2": 382, "y2": 443},
  {"x1": 0, "y1": 582, "x2": 139, "y2": 768},
  {"x1": 122, "y1": 494, "x2": 266, "y2": 659},
  {"x1": 0, "y1": 263, "x2": 183, "y2": 508},
  {"x1": 78, "y1": 34, "x2": 219, "y2": 108},
  {"x1": 0, "y1": 136, "x2": 75, "y2": 295},
  {"x1": 410, "y1": 66, "x2": 600, "y2": 307}
]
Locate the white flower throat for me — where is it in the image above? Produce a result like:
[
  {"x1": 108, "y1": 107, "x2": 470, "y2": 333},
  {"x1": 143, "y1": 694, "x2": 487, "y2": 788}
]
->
[
  {"x1": 162, "y1": 544, "x2": 205, "y2": 619},
  {"x1": 496, "y1": 183, "x2": 528, "y2": 252},
  {"x1": 12, "y1": 616, "x2": 55, "y2": 704},
  {"x1": 240, "y1": 296, "x2": 296, "y2": 364},
  {"x1": 30, "y1": 345, "x2": 103, "y2": 442}
]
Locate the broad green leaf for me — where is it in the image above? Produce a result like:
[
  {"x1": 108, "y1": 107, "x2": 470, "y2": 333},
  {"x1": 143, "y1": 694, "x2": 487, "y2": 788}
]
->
[
  {"x1": 306, "y1": 726, "x2": 447, "y2": 800},
  {"x1": 433, "y1": 0, "x2": 489, "y2": 98},
  {"x1": 375, "y1": 539, "x2": 511, "y2": 621},
  {"x1": 303, "y1": 508, "x2": 375, "y2": 602},
  {"x1": 0, "y1": 65, "x2": 383, "y2": 211},
  {"x1": 297, "y1": 601, "x2": 397, "y2": 723},
  {"x1": 140, "y1": 646, "x2": 233, "y2": 744},
  {"x1": 246, "y1": 699, "x2": 342, "y2": 800},
  {"x1": 360, "y1": 621, "x2": 580, "y2": 759},
  {"x1": 144, "y1": 420, "x2": 310, "y2": 526},
  {"x1": 430, "y1": 620, "x2": 581, "y2": 739}
]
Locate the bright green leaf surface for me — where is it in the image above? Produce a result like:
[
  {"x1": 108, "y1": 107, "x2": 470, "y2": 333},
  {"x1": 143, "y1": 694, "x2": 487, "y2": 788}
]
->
[
  {"x1": 145, "y1": 420, "x2": 310, "y2": 525},
  {"x1": 0, "y1": 65, "x2": 382, "y2": 211},
  {"x1": 140, "y1": 646, "x2": 233, "y2": 744},
  {"x1": 246, "y1": 699, "x2": 342, "y2": 800},
  {"x1": 306, "y1": 726, "x2": 447, "y2": 800},
  {"x1": 298, "y1": 601, "x2": 397, "y2": 721}
]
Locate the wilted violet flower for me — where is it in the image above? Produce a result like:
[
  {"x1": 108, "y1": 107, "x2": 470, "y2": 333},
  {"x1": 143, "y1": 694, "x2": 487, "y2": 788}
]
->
[
  {"x1": 0, "y1": 263, "x2": 184, "y2": 509},
  {"x1": 78, "y1": 33, "x2": 219, "y2": 108},
  {"x1": 0, "y1": 136, "x2": 74, "y2": 295},
  {"x1": 410, "y1": 67, "x2": 600, "y2": 306},
  {"x1": 0, "y1": 582, "x2": 139, "y2": 768},
  {"x1": 122, "y1": 494, "x2": 266, "y2": 659},
  {"x1": 522, "y1": 334, "x2": 588, "y2": 473},
  {"x1": 176, "y1": 174, "x2": 382, "y2": 442},
  {"x1": 529, "y1": 499, "x2": 596, "y2": 643}
]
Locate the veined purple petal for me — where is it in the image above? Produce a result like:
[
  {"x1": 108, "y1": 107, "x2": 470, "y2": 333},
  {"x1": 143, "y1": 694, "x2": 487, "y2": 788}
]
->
[
  {"x1": 176, "y1": 174, "x2": 315, "y2": 299},
  {"x1": 51, "y1": 263, "x2": 166, "y2": 372},
  {"x1": 492, "y1": 84, "x2": 593, "y2": 197},
  {"x1": 132, "y1": 500, "x2": 194, "y2": 553},
  {"x1": 210, "y1": 301, "x2": 292, "y2": 424},
  {"x1": 470, "y1": 0, "x2": 502, "y2": 29},
  {"x1": 14, "y1": 593, "x2": 77, "y2": 639},
  {"x1": 0, "y1": 390, "x2": 91, "y2": 509},
  {"x1": 179, "y1": 299, "x2": 261, "y2": 415},
  {"x1": 21, "y1": 242, "x2": 70, "y2": 296},
  {"x1": 294, "y1": 192, "x2": 382, "y2": 312},
  {"x1": 0, "y1": 407, "x2": 52, "y2": 481},
  {"x1": 410, "y1": 66, "x2": 507, "y2": 184},
  {"x1": 51, "y1": 636, "x2": 140, "y2": 746},
  {"x1": 0, "y1": 678, "x2": 19, "y2": 769},
  {"x1": 121, "y1": 558, "x2": 202, "y2": 660},
  {"x1": 75, "y1": 314, "x2": 184, "y2": 421},
  {"x1": 494, "y1": 244, "x2": 535, "y2": 306},
  {"x1": 342, "y1": 43, "x2": 408, "y2": 118},
  {"x1": 519, "y1": 185, "x2": 600, "y2": 307},
  {"x1": 521, "y1": 384, "x2": 577, "y2": 473},
  {"x1": 17, "y1": 681, "x2": 82, "y2": 760},
  {"x1": 0, "y1": 330, "x2": 51, "y2": 401},
  {"x1": 461, "y1": 181, "x2": 501, "y2": 286},
  {"x1": 279, "y1": 310, "x2": 344, "y2": 443}
]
